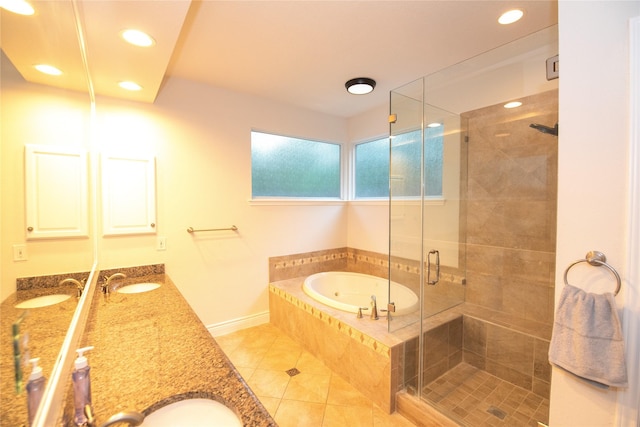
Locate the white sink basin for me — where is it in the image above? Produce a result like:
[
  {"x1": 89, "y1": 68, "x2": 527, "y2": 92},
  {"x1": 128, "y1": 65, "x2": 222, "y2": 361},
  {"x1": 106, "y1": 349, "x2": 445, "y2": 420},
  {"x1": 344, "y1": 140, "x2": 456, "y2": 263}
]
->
[
  {"x1": 141, "y1": 398, "x2": 242, "y2": 427},
  {"x1": 117, "y1": 283, "x2": 161, "y2": 294},
  {"x1": 15, "y1": 294, "x2": 71, "y2": 309}
]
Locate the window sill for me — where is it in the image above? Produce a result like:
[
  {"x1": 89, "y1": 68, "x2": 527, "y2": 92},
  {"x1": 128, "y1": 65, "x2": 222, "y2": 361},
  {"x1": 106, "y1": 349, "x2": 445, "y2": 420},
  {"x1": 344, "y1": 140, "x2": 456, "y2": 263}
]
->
[
  {"x1": 248, "y1": 198, "x2": 347, "y2": 206},
  {"x1": 248, "y1": 197, "x2": 446, "y2": 206}
]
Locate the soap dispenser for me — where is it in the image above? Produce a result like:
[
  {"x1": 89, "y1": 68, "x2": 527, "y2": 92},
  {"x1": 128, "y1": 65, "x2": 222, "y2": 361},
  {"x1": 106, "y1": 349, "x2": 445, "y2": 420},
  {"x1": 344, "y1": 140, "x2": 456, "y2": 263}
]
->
[
  {"x1": 72, "y1": 346, "x2": 94, "y2": 426},
  {"x1": 26, "y1": 358, "x2": 46, "y2": 426}
]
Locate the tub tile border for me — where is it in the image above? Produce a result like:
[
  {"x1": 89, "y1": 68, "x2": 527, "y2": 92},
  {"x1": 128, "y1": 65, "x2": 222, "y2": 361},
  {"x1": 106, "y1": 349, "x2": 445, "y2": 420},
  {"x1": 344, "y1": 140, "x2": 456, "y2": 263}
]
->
[{"x1": 269, "y1": 284, "x2": 391, "y2": 358}]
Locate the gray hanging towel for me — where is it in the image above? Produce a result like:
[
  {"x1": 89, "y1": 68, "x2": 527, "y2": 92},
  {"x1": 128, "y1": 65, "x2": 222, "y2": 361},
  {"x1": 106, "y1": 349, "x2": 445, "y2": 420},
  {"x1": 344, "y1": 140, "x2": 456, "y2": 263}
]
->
[{"x1": 548, "y1": 283, "x2": 628, "y2": 388}]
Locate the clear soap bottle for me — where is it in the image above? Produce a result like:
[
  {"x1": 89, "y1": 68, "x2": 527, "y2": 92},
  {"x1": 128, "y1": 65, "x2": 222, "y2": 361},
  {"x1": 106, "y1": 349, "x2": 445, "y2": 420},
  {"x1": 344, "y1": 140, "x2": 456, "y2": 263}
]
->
[
  {"x1": 26, "y1": 358, "x2": 46, "y2": 426},
  {"x1": 72, "y1": 346, "x2": 94, "y2": 426}
]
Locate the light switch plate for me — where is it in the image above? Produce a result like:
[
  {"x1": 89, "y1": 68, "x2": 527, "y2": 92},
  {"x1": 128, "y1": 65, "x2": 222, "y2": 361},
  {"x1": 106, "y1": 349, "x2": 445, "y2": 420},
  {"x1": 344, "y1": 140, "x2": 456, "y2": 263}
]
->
[
  {"x1": 13, "y1": 244, "x2": 27, "y2": 261},
  {"x1": 157, "y1": 236, "x2": 167, "y2": 251}
]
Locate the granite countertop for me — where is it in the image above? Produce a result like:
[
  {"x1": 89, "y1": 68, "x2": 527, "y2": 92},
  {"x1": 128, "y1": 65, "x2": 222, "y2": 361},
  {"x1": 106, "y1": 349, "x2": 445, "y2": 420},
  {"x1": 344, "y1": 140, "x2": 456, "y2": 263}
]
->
[
  {"x1": 74, "y1": 273, "x2": 276, "y2": 426},
  {"x1": 1, "y1": 284, "x2": 79, "y2": 426}
]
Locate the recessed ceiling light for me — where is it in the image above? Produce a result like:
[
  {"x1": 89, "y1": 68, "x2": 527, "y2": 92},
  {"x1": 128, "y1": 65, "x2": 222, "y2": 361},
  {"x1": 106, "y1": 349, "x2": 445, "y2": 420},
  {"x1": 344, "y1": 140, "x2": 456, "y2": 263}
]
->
[
  {"x1": 34, "y1": 64, "x2": 62, "y2": 76},
  {"x1": 498, "y1": 9, "x2": 524, "y2": 25},
  {"x1": 504, "y1": 101, "x2": 523, "y2": 109},
  {"x1": 121, "y1": 29, "x2": 156, "y2": 47},
  {"x1": 345, "y1": 77, "x2": 376, "y2": 95},
  {"x1": 0, "y1": 0, "x2": 34, "y2": 15},
  {"x1": 427, "y1": 122, "x2": 442, "y2": 128},
  {"x1": 118, "y1": 81, "x2": 143, "y2": 91}
]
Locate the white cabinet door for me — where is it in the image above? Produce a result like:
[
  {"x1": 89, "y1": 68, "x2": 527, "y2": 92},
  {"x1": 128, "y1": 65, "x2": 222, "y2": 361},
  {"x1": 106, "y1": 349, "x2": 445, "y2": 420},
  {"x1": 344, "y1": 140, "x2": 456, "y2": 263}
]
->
[
  {"x1": 25, "y1": 145, "x2": 89, "y2": 240},
  {"x1": 101, "y1": 153, "x2": 156, "y2": 236}
]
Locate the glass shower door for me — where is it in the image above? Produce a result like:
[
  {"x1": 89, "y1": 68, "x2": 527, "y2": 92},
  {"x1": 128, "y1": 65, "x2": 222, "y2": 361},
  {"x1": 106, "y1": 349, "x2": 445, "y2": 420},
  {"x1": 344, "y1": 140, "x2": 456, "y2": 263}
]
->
[{"x1": 388, "y1": 80, "x2": 466, "y2": 333}]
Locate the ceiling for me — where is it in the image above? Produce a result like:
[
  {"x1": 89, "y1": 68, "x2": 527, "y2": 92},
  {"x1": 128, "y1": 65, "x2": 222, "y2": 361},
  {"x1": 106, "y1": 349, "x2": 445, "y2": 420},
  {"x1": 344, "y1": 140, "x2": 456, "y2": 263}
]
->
[{"x1": 1, "y1": 0, "x2": 558, "y2": 118}]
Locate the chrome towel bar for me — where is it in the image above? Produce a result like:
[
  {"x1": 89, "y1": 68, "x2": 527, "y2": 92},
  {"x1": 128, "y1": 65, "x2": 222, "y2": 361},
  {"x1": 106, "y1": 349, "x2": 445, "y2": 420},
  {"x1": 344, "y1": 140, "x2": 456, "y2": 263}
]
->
[
  {"x1": 563, "y1": 250, "x2": 621, "y2": 296},
  {"x1": 187, "y1": 225, "x2": 238, "y2": 233}
]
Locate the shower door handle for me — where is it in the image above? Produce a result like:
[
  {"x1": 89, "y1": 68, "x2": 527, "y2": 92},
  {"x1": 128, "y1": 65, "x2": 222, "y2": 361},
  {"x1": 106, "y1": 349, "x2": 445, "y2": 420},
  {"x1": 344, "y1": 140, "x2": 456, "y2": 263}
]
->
[{"x1": 427, "y1": 249, "x2": 440, "y2": 285}]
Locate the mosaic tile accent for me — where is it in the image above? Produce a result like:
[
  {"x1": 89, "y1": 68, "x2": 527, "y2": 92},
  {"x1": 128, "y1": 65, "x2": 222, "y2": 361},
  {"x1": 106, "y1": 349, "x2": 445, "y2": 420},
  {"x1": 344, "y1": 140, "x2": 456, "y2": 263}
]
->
[
  {"x1": 269, "y1": 284, "x2": 391, "y2": 358},
  {"x1": 269, "y1": 247, "x2": 466, "y2": 285}
]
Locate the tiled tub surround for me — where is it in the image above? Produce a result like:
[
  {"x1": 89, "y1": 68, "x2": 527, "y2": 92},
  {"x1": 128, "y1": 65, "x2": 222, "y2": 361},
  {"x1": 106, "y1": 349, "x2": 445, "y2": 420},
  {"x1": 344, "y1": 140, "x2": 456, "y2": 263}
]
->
[
  {"x1": 1, "y1": 276, "x2": 81, "y2": 426},
  {"x1": 70, "y1": 271, "x2": 276, "y2": 426},
  {"x1": 269, "y1": 279, "x2": 404, "y2": 413}
]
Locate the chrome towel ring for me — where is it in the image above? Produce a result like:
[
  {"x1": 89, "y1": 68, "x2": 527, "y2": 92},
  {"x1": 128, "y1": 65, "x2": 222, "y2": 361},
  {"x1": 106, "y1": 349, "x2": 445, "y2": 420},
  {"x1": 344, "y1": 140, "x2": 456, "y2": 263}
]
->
[{"x1": 563, "y1": 250, "x2": 622, "y2": 296}]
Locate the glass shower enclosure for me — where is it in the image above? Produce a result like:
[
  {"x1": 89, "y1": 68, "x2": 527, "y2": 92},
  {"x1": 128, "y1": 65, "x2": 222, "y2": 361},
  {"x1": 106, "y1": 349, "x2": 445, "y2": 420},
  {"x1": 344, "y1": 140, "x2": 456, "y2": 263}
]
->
[{"x1": 388, "y1": 26, "x2": 559, "y2": 425}]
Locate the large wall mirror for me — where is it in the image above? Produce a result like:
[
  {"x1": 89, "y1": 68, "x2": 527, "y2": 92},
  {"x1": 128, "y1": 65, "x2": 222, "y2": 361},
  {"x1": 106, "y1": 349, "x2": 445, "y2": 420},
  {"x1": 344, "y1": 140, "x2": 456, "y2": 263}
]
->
[{"x1": 1, "y1": 2, "x2": 97, "y2": 425}]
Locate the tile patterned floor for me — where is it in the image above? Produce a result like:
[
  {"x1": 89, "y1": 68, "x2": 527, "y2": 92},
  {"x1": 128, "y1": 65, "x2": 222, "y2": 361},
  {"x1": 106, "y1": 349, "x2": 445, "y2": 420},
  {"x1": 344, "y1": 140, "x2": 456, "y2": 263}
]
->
[
  {"x1": 215, "y1": 324, "x2": 416, "y2": 427},
  {"x1": 423, "y1": 363, "x2": 550, "y2": 427}
]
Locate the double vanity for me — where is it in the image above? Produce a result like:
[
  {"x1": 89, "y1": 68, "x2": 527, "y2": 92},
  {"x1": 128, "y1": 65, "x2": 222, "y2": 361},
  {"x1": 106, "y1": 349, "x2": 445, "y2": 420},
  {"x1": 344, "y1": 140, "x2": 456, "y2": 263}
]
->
[{"x1": 1, "y1": 265, "x2": 276, "y2": 426}]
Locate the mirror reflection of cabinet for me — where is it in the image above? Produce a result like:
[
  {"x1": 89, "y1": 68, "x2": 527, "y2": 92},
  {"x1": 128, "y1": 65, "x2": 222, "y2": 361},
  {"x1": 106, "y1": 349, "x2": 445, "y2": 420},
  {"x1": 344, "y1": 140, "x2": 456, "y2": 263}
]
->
[
  {"x1": 101, "y1": 153, "x2": 157, "y2": 236},
  {"x1": 25, "y1": 145, "x2": 89, "y2": 240}
]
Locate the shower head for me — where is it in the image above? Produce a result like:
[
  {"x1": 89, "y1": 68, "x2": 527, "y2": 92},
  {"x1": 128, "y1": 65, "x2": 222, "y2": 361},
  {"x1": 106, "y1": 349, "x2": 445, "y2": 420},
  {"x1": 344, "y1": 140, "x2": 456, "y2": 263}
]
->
[{"x1": 530, "y1": 123, "x2": 558, "y2": 136}]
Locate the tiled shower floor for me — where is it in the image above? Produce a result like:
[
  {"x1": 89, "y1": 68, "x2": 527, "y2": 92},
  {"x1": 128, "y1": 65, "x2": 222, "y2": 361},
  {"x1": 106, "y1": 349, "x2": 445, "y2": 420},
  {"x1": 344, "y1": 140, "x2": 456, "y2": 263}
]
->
[{"x1": 422, "y1": 363, "x2": 550, "y2": 427}]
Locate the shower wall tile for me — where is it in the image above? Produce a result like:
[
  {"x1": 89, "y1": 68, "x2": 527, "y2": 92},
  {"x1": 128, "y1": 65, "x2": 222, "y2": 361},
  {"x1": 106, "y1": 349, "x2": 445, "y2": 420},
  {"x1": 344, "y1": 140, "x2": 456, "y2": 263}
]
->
[
  {"x1": 462, "y1": 89, "x2": 558, "y2": 330},
  {"x1": 486, "y1": 325, "x2": 534, "y2": 375},
  {"x1": 533, "y1": 339, "x2": 551, "y2": 383},
  {"x1": 485, "y1": 359, "x2": 532, "y2": 391},
  {"x1": 419, "y1": 317, "x2": 464, "y2": 387},
  {"x1": 463, "y1": 316, "x2": 486, "y2": 356}
]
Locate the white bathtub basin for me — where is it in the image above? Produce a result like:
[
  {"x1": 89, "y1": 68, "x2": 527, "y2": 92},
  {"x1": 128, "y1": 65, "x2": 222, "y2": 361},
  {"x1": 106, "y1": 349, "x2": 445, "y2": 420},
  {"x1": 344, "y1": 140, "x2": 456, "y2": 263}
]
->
[
  {"x1": 302, "y1": 271, "x2": 419, "y2": 315},
  {"x1": 15, "y1": 294, "x2": 71, "y2": 309},
  {"x1": 117, "y1": 283, "x2": 161, "y2": 294},
  {"x1": 141, "y1": 398, "x2": 242, "y2": 427}
]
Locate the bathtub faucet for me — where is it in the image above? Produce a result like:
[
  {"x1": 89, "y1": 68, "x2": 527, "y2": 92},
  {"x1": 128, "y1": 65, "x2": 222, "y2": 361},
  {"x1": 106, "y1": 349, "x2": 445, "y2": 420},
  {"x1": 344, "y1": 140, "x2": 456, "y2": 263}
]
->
[{"x1": 370, "y1": 295, "x2": 379, "y2": 320}]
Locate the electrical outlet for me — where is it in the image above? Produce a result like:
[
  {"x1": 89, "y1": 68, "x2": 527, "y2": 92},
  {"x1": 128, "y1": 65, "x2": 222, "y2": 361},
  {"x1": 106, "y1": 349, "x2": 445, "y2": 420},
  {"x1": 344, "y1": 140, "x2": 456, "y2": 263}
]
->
[
  {"x1": 157, "y1": 236, "x2": 167, "y2": 251},
  {"x1": 13, "y1": 244, "x2": 27, "y2": 261}
]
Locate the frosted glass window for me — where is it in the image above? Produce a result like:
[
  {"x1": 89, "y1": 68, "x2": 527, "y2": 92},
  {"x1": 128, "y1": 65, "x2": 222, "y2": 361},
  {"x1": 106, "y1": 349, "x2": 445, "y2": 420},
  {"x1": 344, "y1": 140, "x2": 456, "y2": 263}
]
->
[
  {"x1": 390, "y1": 128, "x2": 443, "y2": 198},
  {"x1": 251, "y1": 131, "x2": 341, "y2": 198},
  {"x1": 355, "y1": 137, "x2": 390, "y2": 198}
]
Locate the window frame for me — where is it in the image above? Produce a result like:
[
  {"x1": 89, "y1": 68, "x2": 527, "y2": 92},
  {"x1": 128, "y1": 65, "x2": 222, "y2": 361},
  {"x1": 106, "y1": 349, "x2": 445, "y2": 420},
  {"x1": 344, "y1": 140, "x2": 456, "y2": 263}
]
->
[
  {"x1": 350, "y1": 134, "x2": 391, "y2": 203},
  {"x1": 249, "y1": 129, "x2": 347, "y2": 205}
]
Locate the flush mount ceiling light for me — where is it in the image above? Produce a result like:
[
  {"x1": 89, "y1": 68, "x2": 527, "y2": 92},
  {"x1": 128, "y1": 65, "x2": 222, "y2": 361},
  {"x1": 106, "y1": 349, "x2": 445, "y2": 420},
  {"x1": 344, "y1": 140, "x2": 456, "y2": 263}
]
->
[
  {"x1": 118, "y1": 81, "x2": 143, "y2": 91},
  {"x1": 498, "y1": 9, "x2": 524, "y2": 25},
  {"x1": 345, "y1": 77, "x2": 376, "y2": 95},
  {"x1": 34, "y1": 64, "x2": 62, "y2": 76},
  {"x1": 504, "y1": 101, "x2": 523, "y2": 109},
  {"x1": 121, "y1": 29, "x2": 156, "y2": 47},
  {"x1": 427, "y1": 122, "x2": 442, "y2": 128},
  {"x1": 0, "y1": 0, "x2": 34, "y2": 15}
]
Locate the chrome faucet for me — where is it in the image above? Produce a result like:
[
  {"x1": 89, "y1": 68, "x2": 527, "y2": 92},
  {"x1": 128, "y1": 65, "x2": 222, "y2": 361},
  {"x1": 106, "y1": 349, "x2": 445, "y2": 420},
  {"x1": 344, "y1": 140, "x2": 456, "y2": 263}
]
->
[
  {"x1": 102, "y1": 273, "x2": 126, "y2": 295},
  {"x1": 59, "y1": 278, "x2": 85, "y2": 298},
  {"x1": 99, "y1": 411, "x2": 144, "y2": 427},
  {"x1": 370, "y1": 295, "x2": 379, "y2": 320},
  {"x1": 85, "y1": 405, "x2": 144, "y2": 427}
]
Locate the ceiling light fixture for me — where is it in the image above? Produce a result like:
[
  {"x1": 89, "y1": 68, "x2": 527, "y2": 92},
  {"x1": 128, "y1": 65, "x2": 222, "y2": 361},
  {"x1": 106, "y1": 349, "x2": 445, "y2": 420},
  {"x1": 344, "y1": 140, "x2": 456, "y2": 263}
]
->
[
  {"x1": 504, "y1": 101, "x2": 523, "y2": 109},
  {"x1": 121, "y1": 29, "x2": 156, "y2": 47},
  {"x1": 427, "y1": 122, "x2": 442, "y2": 128},
  {"x1": 34, "y1": 64, "x2": 62, "y2": 76},
  {"x1": 498, "y1": 9, "x2": 524, "y2": 25},
  {"x1": 0, "y1": 0, "x2": 34, "y2": 15},
  {"x1": 345, "y1": 77, "x2": 376, "y2": 95},
  {"x1": 118, "y1": 81, "x2": 143, "y2": 91}
]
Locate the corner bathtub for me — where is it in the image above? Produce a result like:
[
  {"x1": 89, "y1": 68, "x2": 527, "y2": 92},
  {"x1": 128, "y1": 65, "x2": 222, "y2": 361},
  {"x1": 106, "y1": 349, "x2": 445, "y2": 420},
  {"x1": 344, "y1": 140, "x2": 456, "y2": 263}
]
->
[{"x1": 302, "y1": 272, "x2": 418, "y2": 316}]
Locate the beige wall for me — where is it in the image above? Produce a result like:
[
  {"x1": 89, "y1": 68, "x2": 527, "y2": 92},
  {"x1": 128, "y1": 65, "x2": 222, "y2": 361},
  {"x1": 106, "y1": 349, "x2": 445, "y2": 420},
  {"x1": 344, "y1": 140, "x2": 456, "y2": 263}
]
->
[{"x1": 551, "y1": 1, "x2": 640, "y2": 425}]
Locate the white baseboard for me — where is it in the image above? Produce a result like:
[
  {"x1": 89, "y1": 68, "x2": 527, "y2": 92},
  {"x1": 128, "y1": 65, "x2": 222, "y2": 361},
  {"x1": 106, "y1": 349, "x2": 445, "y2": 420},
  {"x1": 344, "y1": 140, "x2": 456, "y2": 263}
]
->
[{"x1": 207, "y1": 311, "x2": 270, "y2": 337}]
